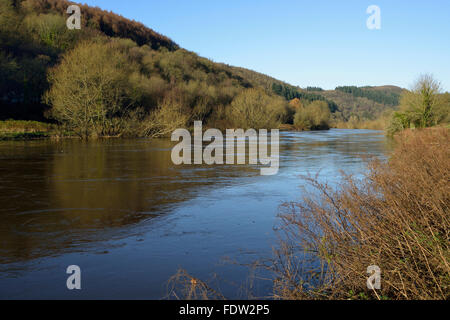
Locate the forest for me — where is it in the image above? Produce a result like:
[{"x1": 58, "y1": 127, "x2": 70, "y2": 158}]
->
[{"x1": 335, "y1": 85, "x2": 401, "y2": 106}]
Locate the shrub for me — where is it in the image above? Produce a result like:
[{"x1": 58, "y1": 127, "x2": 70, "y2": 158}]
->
[
  {"x1": 45, "y1": 39, "x2": 136, "y2": 138},
  {"x1": 138, "y1": 95, "x2": 190, "y2": 138},
  {"x1": 293, "y1": 100, "x2": 330, "y2": 130},
  {"x1": 226, "y1": 88, "x2": 288, "y2": 129},
  {"x1": 277, "y1": 128, "x2": 450, "y2": 300}
]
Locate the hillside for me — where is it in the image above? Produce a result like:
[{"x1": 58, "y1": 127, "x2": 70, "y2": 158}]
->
[
  {"x1": 1, "y1": 0, "x2": 181, "y2": 121},
  {"x1": 224, "y1": 66, "x2": 403, "y2": 123},
  {"x1": 307, "y1": 86, "x2": 404, "y2": 122},
  {"x1": 0, "y1": 0, "x2": 287, "y2": 122},
  {"x1": 17, "y1": 0, "x2": 179, "y2": 50},
  {"x1": 1, "y1": 0, "x2": 403, "y2": 137}
]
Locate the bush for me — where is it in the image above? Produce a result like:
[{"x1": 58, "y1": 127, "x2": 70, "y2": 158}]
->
[
  {"x1": 293, "y1": 100, "x2": 330, "y2": 130},
  {"x1": 388, "y1": 74, "x2": 449, "y2": 135},
  {"x1": 226, "y1": 88, "x2": 288, "y2": 129},
  {"x1": 277, "y1": 128, "x2": 450, "y2": 300},
  {"x1": 138, "y1": 95, "x2": 190, "y2": 138},
  {"x1": 45, "y1": 39, "x2": 136, "y2": 138}
]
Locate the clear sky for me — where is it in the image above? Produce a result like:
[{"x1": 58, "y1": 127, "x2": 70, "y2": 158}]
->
[{"x1": 81, "y1": 0, "x2": 450, "y2": 91}]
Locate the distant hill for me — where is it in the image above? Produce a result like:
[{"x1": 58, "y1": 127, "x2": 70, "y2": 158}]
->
[
  {"x1": 307, "y1": 85, "x2": 404, "y2": 122},
  {"x1": 335, "y1": 85, "x2": 403, "y2": 106},
  {"x1": 223, "y1": 67, "x2": 403, "y2": 121},
  {"x1": 228, "y1": 72, "x2": 340, "y2": 113}
]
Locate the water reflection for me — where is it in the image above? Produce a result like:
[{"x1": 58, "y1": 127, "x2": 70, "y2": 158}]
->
[{"x1": 0, "y1": 139, "x2": 259, "y2": 264}]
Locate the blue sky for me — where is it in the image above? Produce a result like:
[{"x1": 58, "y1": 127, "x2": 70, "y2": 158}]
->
[{"x1": 82, "y1": 0, "x2": 450, "y2": 91}]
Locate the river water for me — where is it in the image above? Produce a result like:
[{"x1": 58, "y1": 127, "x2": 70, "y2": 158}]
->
[{"x1": 0, "y1": 129, "x2": 388, "y2": 299}]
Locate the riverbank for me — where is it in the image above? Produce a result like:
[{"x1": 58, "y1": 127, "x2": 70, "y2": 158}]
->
[
  {"x1": 0, "y1": 120, "x2": 55, "y2": 141},
  {"x1": 1, "y1": 120, "x2": 334, "y2": 141}
]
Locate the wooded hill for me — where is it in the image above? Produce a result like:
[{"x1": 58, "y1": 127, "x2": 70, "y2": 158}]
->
[
  {"x1": 0, "y1": 0, "x2": 403, "y2": 137},
  {"x1": 314, "y1": 85, "x2": 404, "y2": 122}
]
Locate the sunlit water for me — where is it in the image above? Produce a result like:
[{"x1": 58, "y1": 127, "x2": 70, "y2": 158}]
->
[{"x1": 0, "y1": 129, "x2": 389, "y2": 299}]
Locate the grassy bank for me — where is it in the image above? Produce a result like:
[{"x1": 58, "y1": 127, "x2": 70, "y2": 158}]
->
[
  {"x1": 0, "y1": 120, "x2": 55, "y2": 140},
  {"x1": 1, "y1": 118, "x2": 332, "y2": 141}
]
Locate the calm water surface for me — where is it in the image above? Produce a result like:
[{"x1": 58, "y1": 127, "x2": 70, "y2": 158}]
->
[{"x1": 0, "y1": 129, "x2": 388, "y2": 299}]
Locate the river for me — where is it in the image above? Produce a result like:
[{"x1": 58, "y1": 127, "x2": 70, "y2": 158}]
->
[{"x1": 0, "y1": 129, "x2": 388, "y2": 299}]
